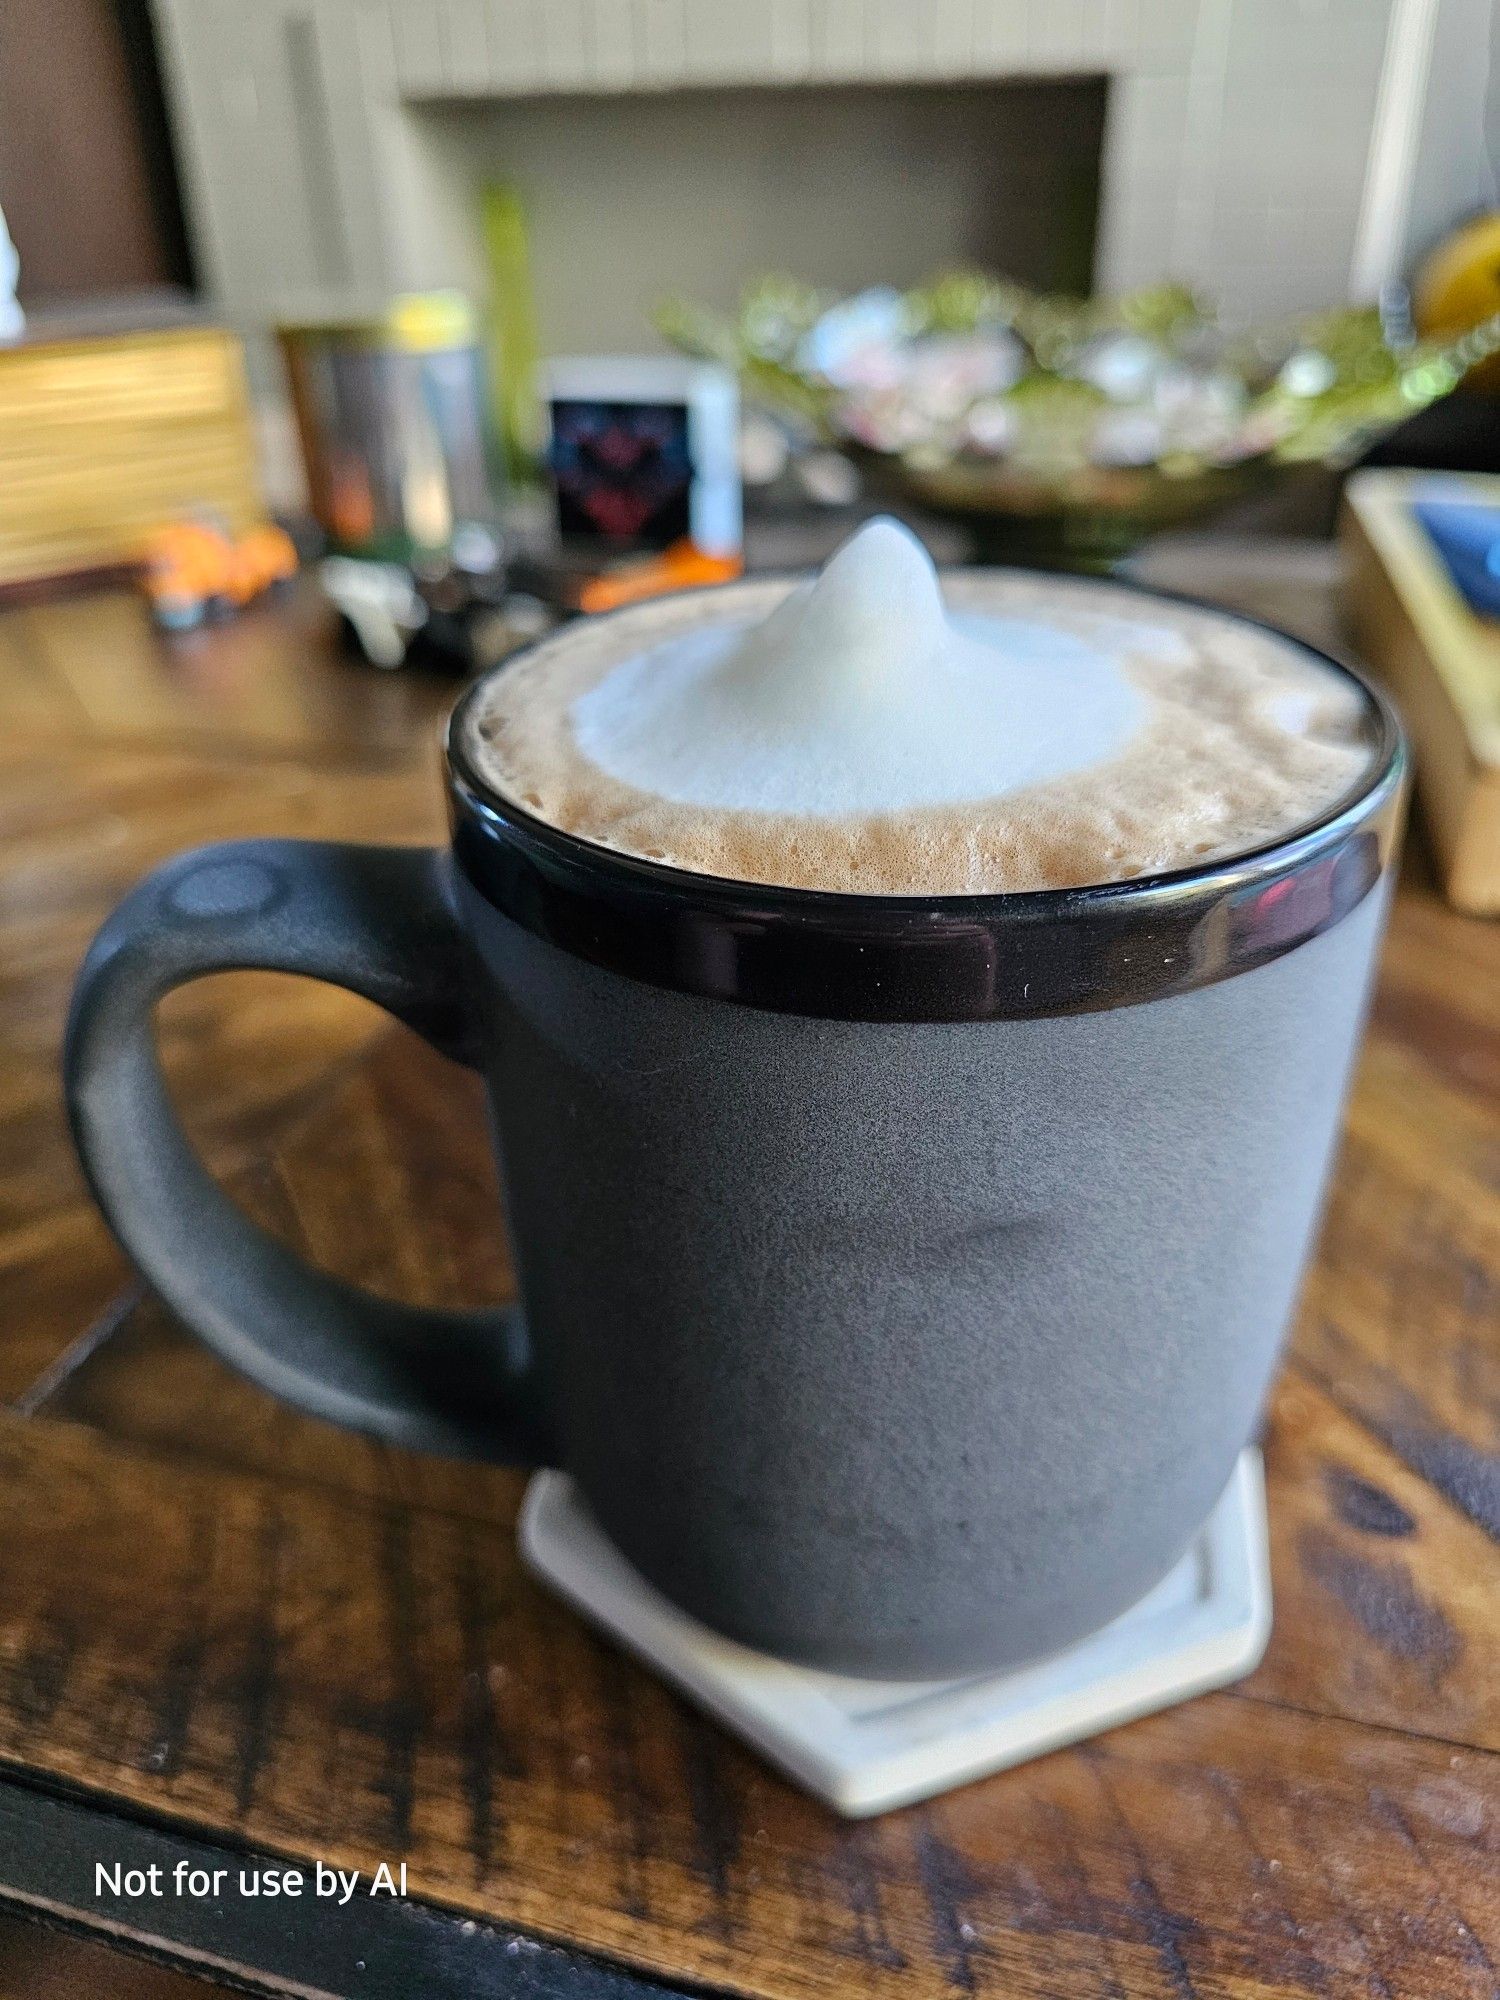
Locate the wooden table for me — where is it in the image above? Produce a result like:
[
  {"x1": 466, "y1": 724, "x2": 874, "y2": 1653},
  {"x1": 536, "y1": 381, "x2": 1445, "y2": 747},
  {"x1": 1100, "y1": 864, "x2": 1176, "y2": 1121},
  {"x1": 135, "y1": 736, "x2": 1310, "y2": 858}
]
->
[{"x1": 0, "y1": 552, "x2": 1496, "y2": 1999}]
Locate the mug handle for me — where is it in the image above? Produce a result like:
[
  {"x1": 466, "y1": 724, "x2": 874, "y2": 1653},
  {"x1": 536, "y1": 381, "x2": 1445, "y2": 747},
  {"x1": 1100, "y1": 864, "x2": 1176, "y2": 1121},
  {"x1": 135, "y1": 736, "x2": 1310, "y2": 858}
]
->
[{"x1": 63, "y1": 839, "x2": 550, "y2": 1463}]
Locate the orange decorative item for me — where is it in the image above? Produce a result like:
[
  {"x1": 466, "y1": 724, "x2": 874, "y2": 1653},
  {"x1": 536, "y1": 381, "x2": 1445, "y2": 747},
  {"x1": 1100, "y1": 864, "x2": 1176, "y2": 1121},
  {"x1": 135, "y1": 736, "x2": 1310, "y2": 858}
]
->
[
  {"x1": 575, "y1": 539, "x2": 743, "y2": 614},
  {"x1": 225, "y1": 522, "x2": 299, "y2": 605},
  {"x1": 1414, "y1": 212, "x2": 1500, "y2": 392},
  {"x1": 141, "y1": 518, "x2": 298, "y2": 630}
]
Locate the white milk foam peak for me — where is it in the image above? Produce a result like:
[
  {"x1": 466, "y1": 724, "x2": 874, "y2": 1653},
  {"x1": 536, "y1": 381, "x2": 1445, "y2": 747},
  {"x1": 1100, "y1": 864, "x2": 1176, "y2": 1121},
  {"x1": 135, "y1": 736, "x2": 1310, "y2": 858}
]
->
[
  {"x1": 569, "y1": 518, "x2": 1149, "y2": 815},
  {"x1": 464, "y1": 519, "x2": 1374, "y2": 895}
]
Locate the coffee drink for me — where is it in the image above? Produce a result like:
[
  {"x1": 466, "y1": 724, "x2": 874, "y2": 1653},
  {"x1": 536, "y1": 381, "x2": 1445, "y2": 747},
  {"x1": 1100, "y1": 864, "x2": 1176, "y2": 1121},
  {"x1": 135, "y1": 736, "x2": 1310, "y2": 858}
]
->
[
  {"x1": 69, "y1": 504, "x2": 1404, "y2": 1680},
  {"x1": 470, "y1": 515, "x2": 1373, "y2": 896}
]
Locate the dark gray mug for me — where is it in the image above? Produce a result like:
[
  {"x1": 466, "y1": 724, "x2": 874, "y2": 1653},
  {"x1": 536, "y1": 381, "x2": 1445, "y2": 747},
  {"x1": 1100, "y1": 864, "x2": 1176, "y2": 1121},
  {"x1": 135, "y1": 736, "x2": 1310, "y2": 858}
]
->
[{"x1": 64, "y1": 582, "x2": 1406, "y2": 1678}]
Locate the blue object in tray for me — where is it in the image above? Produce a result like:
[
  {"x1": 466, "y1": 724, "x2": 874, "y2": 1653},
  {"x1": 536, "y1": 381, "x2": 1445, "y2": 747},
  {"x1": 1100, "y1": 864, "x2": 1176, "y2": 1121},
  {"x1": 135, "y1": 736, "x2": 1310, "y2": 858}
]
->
[{"x1": 1412, "y1": 487, "x2": 1500, "y2": 618}]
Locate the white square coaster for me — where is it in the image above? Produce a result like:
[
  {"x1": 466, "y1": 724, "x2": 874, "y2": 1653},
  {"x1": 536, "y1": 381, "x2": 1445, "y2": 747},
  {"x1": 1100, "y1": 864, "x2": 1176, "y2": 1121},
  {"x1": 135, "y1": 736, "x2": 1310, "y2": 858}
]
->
[{"x1": 519, "y1": 1451, "x2": 1271, "y2": 1817}]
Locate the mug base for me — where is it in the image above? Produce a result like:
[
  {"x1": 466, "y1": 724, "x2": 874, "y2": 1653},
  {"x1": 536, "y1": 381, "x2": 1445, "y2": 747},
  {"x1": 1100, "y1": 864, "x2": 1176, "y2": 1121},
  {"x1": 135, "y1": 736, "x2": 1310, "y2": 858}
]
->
[{"x1": 518, "y1": 1451, "x2": 1271, "y2": 1818}]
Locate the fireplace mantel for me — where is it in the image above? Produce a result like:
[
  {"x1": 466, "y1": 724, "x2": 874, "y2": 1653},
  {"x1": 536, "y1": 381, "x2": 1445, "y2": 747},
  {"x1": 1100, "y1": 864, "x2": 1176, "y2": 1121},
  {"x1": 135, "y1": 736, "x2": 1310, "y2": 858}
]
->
[{"x1": 152, "y1": 0, "x2": 1399, "y2": 354}]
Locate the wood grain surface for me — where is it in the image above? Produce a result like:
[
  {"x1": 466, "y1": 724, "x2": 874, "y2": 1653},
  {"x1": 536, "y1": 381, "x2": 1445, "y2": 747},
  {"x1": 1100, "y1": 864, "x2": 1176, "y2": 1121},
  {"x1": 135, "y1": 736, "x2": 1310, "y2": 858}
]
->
[
  {"x1": 0, "y1": 583, "x2": 450, "y2": 1403},
  {"x1": 0, "y1": 554, "x2": 1496, "y2": 2000}
]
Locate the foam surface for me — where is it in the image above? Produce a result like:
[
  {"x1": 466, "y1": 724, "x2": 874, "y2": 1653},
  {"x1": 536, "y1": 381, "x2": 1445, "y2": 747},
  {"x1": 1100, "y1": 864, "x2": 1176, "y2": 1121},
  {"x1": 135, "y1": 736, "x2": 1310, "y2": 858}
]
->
[
  {"x1": 570, "y1": 520, "x2": 1148, "y2": 814},
  {"x1": 464, "y1": 522, "x2": 1375, "y2": 895}
]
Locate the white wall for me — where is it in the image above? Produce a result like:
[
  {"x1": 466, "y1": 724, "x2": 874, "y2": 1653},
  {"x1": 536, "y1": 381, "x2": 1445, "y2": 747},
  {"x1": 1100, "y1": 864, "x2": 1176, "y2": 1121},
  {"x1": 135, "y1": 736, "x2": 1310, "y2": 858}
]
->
[
  {"x1": 152, "y1": 0, "x2": 1432, "y2": 366},
  {"x1": 1403, "y1": 0, "x2": 1498, "y2": 269}
]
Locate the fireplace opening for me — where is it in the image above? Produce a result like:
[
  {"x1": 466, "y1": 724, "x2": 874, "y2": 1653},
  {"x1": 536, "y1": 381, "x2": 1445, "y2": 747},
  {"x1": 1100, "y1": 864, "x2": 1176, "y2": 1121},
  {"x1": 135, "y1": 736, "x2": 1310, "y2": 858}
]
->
[{"x1": 414, "y1": 75, "x2": 1108, "y2": 355}]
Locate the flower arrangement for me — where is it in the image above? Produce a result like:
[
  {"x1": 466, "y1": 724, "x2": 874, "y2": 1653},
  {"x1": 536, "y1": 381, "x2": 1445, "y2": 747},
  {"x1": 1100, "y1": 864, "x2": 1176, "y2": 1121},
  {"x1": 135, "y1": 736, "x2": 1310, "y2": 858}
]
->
[{"x1": 658, "y1": 274, "x2": 1496, "y2": 539}]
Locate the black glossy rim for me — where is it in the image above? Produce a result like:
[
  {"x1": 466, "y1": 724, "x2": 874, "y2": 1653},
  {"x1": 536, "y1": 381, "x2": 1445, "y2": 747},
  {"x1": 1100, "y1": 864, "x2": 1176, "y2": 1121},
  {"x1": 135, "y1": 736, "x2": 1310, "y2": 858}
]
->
[{"x1": 443, "y1": 574, "x2": 1407, "y2": 1023}]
